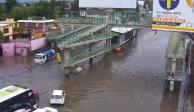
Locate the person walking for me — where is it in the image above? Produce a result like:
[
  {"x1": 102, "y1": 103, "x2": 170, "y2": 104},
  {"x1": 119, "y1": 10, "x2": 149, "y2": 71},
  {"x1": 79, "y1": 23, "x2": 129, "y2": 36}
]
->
[{"x1": 56, "y1": 53, "x2": 61, "y2": 64}]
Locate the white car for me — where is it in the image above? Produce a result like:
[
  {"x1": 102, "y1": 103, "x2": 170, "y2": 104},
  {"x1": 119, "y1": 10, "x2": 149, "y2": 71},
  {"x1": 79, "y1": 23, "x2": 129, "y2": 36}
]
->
[
  {"x1": 33, "y1": 107, "x2": 58, "y2": 112},
  {"x1": 50, "y1": 90, "x2": 66, "y2": 105}
]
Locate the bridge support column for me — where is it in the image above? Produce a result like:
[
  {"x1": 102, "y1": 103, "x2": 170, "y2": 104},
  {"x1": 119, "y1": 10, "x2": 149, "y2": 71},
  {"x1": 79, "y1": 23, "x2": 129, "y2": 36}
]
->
[
  {"x1": 70, "y1": 25, "x2": 74, "y2": 31},
  {"x1": 64, "y1": 48, "x2": 70, "y2": 63},
  {"x1": 90, "y1": 32, "x2": 94, "y2": 66},
  {"x1": 91, "y1": 32, "x2": 94, "y2": 38},
  {"x1": 59, "y1": 23, "x2": 65, "y2": 32},
  {"x1": 105, "y1": 25, "x2": 110, "y2": 36},
  {"x1": 106, "y1": 38, "x2": 112, "y2": 48},
  {"x1": 169, "y1": 58, "x2": 176, "y2": 91},
  {"x1": 89, "y1": 43, "x2": 94, "y2": 65},
  {"x1": 89, "y1": 58, "x2": 93, "y2": 65},
  {"x1": 107, "y1": 25, "x2": 110, "y2": 36},
  {"x1": 170, "y1": 80, "x2": 175, "y2": 91}
]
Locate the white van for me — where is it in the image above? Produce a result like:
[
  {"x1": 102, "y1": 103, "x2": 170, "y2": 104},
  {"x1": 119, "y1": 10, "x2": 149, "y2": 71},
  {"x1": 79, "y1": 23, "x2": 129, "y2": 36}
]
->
[
  {"x1": 34, "y1": 54, "x2": 47, "y2": 64},
  {"x1": 50, "y1": 90, "x2": 66, "y2": 105},
  {"x1": 33, "y1": 107, "x2": 58, "y2": 112}
]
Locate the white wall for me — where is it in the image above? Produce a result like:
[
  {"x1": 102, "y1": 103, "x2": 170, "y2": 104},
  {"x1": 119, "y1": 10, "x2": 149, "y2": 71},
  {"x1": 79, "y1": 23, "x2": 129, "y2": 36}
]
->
[
  {"x1": 79, "y1": 0, "x2": 137, "y2": 9},
  {"x1": 30, "y1": 37, "x2": 46, "y2": 51}
]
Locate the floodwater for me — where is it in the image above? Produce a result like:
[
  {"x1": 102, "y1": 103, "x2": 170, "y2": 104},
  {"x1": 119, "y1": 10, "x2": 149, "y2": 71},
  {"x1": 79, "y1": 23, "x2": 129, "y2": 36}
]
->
[{"x1": 0, "y1": 29, "x2": 184, "y2": 112}]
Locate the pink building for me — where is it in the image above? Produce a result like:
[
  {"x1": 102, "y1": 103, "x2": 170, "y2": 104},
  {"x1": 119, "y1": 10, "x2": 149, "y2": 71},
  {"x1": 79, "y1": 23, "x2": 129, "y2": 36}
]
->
[
  {"x1": 2, "y1": 37, "x2": 46, "y2": 56},
  {"x1": 14, "y1": 41, "x2": 30, "y2": 56},
  {"x1": 2, "y1": 43, "x2": 15, "y2": 56}
]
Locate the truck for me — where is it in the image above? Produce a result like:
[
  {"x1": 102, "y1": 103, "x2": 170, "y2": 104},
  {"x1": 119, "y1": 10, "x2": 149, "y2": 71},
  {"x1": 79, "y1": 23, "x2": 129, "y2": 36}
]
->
[{"x1": 34, "y1": 49, "x2": 56, "y2": 64}]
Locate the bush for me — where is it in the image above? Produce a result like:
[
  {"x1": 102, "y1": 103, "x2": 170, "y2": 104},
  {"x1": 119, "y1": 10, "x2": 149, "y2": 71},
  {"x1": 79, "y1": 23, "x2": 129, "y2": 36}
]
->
[
  {"x1": 14, "y1": 27, "x2": 24, "y2": 33},
  {"x1": 0, "y1": 31, "x2": 5, "y2": 43}
]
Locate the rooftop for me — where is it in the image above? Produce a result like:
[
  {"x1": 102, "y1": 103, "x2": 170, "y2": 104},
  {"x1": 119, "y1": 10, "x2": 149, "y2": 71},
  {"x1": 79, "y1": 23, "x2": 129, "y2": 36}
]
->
[
  {"x1": 0, "y1": 23, "x2": 9, "y2": 27},
  {"x1": 0, "y1": 85, "x2": 28, "y2": 103},
  {"x1": 111, "y1": 27, "x2": 134, "y2": 34},
  {"x1": 18, "y1": 19, "x2": 55, "y2": 23}
]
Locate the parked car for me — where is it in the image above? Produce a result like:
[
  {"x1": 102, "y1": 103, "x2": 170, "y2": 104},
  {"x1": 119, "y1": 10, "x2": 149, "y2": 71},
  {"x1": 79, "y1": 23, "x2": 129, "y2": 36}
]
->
[
  {"x1": 50, "y1": 90, "x2": 66, "y2": 105},
  {"x1": 33, "y1": 107, "x2": 58, "y2": 112}
]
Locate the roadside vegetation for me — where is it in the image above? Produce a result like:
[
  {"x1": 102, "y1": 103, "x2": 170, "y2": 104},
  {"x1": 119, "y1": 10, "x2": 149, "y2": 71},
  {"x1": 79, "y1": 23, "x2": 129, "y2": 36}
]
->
[
  {"x1": 0, "y1": 0, "x2": 79, "y2": 20},
  {"x1": 0, "y1": 31, "x2": 5, "y2": 44}
]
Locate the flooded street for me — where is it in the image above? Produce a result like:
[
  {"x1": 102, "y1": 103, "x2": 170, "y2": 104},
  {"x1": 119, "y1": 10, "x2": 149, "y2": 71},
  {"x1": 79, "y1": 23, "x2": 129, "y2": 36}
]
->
[{"x1": 0, "y1": 29, "x2": 182, "y2": 112}]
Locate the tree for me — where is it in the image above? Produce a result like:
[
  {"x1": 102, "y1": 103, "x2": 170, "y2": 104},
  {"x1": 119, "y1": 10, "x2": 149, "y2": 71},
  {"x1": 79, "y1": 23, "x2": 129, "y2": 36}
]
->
[
  {"x1": 14, "y1": 26, "x2": 24, "y2": 33},
  {"x1": 34, "y1": 1, "x2": 51, "y2": 18},
  {"x1": 0, "y1": 13, "x2": 7, "y2": 21},
  {"x1": 10, "y1": 6, "x2": 34, "y2": 20},
  {"x1": 71, "y1": 0, "x2": 79, "y2": 11},
  {"x1": 0, "y1": 31, "x2": 5, "y2": 43},
  {"x1": 5, "y1": 0, "x2": 17, "y2": 13},
  {"x1": 33, "y1": 0, "x2": 59, "y2": 19},
  {"x1": 0, "y1": 4, "x2": 5, "y2": 12},
  {"x1": 50, "y1": 0, "x2": 59, "y2": 18}
]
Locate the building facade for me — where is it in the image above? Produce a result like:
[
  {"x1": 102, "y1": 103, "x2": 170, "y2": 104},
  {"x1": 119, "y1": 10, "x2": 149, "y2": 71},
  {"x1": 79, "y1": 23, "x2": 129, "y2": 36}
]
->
[
  {"x1": 0, "y1": 23, "x2": 13, "y2": 41},
  {"x1": 0, "y1": 18, "x2": 16, "y2": 41},
  {"x1": 17, "y1": 19, "x2": 55, "y2": 32}
]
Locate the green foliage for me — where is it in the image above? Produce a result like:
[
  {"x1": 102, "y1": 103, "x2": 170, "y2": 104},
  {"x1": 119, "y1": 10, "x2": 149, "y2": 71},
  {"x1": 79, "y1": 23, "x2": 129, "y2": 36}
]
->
[
  {"x1": 33, "y1": 0, "x2": 59, "y2": 19},
  {"x1": 54, "y1": 6, "x2": 60, "y2": 19},
  {"x1": 0, "y1": 31, "x2": 5, "y2": 43},
  {"x1": 50, "y1": 0, "x2": 59, "y2": 18},
  {"x1": 14, "y1": 27, "x2": 24, "y2": 33},
  {"x1": 0, "y1": 3, "x2": 6, "y2": 21},
  {"x1": 10, "y1": 6, "x2": 34, "y2": 20},
  {"x1": 1, "y1": 0, "x2": 61, "y2": 20},
  {"x1": 0, "y1": 13, "x2": 7, "y2": 21},
  {"x1": 71, "y1": 0, "x2": 79, "y2": 11},
  {"x1": 0, "y1": 4, "x2": 5, "y2": 12},
  {"x1": 5, "y1": 0, "x2": 17, "y2": 13}
]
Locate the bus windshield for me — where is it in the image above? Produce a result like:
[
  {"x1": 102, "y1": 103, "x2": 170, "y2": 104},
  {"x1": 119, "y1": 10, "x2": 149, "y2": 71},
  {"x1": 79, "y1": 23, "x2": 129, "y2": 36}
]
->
[{"x1": 0, "y1": 85, "x2": 38, "y2": 112}]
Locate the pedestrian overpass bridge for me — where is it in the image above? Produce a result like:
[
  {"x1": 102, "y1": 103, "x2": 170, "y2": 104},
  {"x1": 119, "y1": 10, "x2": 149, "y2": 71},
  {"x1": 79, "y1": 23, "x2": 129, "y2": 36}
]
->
[
  {"x1": 48, "y1": 10, "x2": 191, "y2": 111},
  {"x1": 47, "y1": 10, "x2": 154, "y2": 68},
  {"x1": 47, "y1": 10, "x2": 187, "y2": 91}
]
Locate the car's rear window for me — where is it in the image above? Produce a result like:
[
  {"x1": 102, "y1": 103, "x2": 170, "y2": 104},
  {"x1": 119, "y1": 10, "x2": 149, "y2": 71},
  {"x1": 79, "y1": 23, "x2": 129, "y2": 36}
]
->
[{"x1": 52, "y1": 95, "x2": 62, "y2": 99}]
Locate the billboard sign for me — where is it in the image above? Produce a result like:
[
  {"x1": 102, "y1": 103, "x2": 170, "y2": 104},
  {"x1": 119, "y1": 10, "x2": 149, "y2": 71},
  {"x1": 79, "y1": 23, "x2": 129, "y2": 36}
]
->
[
  {"x1": 152, "y1": 0, "x2": 194, "y2": 32},
  {"x1": 79, "y1": 0, "x2": 137, "y2": 9}
]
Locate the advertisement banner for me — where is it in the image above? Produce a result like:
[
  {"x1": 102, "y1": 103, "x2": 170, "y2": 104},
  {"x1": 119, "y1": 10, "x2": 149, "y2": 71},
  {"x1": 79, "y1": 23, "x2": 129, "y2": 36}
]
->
[{"x1": 152, "y1": 0, "x2": 194, "y2": 32}]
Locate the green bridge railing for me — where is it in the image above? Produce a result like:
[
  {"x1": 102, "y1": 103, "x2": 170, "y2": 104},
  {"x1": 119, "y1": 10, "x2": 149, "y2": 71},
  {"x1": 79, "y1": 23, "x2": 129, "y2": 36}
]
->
[
  {"x1": 62, "y1": 44, "x2": 117, "y2": 67},
  {"x1": 57, "y1": 26, "x2": 92, "y2": 45},
  {"x1": 58, "y1": 10, "x2": 153, "y2": 26}
]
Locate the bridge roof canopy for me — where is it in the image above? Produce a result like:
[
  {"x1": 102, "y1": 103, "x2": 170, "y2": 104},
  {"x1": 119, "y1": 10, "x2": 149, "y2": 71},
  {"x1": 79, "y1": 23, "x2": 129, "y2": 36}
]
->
[
  {"x1": 79, "y1": 0, "x2": 137, "y2": 9},
  {"x1": 111, "y1": 27, "x2": 134, "y2": 34}
]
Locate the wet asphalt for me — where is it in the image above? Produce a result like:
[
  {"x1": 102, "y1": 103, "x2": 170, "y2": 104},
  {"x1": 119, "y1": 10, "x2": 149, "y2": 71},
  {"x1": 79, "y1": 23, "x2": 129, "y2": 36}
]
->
[{"x1": 0, "y1": 29, "x2": 186, "y2": 112}]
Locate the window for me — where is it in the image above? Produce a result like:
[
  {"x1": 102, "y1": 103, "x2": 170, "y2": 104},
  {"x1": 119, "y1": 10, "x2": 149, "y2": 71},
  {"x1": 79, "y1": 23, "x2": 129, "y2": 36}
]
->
[
  {"x1": 0, "y1": 86, "x2": 37, "y2": 112},
  {"x1": 43, "y1": 55, "x2": 45, "y2": 59},
  {"x1": 52, "y1": 95, "x2": 62, "y2": 99},
  {"x1": 3, "y1": 28, "x2": 9, "y2": 34}
]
